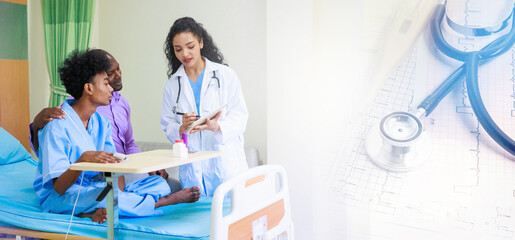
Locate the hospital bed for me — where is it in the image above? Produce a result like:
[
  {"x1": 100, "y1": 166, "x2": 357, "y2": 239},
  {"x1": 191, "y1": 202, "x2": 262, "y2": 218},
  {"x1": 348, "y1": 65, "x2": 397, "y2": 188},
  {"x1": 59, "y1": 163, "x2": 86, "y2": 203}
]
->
[
  {"x1": 0, "y1": 127, "x2": 292, "y2": 239},
  {"x1": 211, "y1": 165, "x2": 293, "y2": 240}
]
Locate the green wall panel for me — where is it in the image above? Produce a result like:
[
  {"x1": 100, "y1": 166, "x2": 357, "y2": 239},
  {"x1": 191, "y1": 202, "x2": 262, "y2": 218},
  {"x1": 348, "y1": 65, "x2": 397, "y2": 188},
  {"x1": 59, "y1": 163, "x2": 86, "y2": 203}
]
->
[{"x1": 0, "y1": 1, "x2": 28, "y2": 60}]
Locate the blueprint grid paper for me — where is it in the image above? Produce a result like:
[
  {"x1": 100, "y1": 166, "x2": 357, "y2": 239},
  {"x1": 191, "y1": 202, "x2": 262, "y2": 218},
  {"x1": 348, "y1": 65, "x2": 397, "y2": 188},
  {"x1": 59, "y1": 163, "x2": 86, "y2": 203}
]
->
[{"x1": 318, "y1": 21, "x2": 515, "y2": 240}]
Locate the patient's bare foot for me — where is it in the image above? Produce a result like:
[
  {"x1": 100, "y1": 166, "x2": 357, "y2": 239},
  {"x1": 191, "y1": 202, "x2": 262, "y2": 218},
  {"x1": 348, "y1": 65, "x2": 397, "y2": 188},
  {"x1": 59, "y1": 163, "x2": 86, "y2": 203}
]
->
[
  {"x1": 156, "y1": 186, "x2": 201, "y2": 208},
  {"x1": 80, "y1": 208, "x2": 107, "y2": 224}
]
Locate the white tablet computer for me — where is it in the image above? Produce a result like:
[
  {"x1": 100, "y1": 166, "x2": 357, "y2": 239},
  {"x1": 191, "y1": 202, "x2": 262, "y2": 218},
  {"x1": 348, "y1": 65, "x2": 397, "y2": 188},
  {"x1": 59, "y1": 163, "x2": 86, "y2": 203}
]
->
[{"x1": 186, "y1": 103, "x2": 228, "y2": 133}]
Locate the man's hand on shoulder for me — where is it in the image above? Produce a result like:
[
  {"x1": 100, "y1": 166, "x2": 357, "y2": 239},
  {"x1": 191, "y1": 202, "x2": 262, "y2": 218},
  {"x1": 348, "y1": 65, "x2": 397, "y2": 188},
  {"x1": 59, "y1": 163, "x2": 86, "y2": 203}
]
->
[{"x1": 33, "y1": 106, "x2": 65, "y2": 131}]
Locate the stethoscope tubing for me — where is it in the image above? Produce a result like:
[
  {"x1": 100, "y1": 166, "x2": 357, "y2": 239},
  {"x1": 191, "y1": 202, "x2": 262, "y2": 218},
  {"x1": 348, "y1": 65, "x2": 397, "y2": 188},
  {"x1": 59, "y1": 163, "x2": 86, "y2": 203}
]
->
[
  {"x1": 173, "y1": 70, "x2": 221, "y2": 114},
  {"x1": 424, "y1": 3, "x2": 515, "y2": 156},
  {"x1": 465, "y1": 54, "x2": 515, "y2": 156}
]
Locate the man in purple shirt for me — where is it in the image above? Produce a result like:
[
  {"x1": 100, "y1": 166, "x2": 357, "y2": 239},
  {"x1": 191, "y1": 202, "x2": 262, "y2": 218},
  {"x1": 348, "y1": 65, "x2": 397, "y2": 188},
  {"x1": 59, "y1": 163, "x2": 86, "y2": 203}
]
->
[{"x1": 29, "y1": 49, "x2": 177, "y2": 190}]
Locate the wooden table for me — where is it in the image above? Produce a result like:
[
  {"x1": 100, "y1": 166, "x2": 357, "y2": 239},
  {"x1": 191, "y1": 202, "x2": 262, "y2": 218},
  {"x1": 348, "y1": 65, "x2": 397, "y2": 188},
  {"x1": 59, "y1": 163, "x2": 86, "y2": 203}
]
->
[{"x1": 70, "y1": 149, "x2": 222, "y2": 240}]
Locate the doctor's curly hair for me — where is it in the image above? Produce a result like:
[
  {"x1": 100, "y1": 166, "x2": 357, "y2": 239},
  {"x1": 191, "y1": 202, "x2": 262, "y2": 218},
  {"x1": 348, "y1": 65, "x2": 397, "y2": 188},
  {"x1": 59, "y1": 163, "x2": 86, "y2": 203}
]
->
[
  {"x1": 59, "y1": 49, "x2": 111, "y2": 100},
  {"x1": 164, "y1": 17, "x2": 226, "y2": 77}
]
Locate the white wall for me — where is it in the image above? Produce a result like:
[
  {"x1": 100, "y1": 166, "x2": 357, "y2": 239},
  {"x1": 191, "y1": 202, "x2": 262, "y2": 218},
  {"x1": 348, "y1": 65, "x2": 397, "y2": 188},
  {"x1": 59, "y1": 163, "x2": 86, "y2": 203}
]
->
[
  {"x1": 313, "y1": 1, "x2": 367, "y2": 238},
  {"x1": 97, "y1": 0, "x2": 267, "y2": 163},
  {"x1": 266, "y1": 1, "x2": 368, "y2": 238},
  {"x1": 266, "y1": 0, "x2": 315, "y2": 239}
]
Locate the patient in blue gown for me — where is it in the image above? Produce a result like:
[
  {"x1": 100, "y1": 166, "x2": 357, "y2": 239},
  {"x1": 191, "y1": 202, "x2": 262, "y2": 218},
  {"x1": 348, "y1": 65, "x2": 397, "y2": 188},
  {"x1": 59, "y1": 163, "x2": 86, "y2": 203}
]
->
[{"x1": 33, "y1": 49, "x2": 200, "y2": 223}]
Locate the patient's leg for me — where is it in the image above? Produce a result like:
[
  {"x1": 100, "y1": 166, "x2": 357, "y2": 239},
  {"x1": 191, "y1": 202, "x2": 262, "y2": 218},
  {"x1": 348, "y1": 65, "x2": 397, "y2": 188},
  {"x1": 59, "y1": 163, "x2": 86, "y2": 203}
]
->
[
  {"x1": 155, "y1": 186, "x2": 201, "y2": 208},
  {"x1": 80, "y1": 208, "x2": 107, "y2": 224},
  {"x1": 118, "y1": 176, "x2": 125, "y2": 192}
]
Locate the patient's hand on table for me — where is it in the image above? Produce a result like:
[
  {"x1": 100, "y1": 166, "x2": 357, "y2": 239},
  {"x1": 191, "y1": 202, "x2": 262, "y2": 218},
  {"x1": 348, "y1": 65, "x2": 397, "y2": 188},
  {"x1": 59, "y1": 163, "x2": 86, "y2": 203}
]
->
[
  {"x1": 53, "y1": 152, "x2": 120, "y2": 195},
  {"x1": 155, "y1": 186, "x2": 201, "y2": 208},
  {"x1": 78, "y1": 151, "x2": 120, "y2": 163},
  {"x1": 80, "y1": 208, "x2": 107, "y2": 224}
]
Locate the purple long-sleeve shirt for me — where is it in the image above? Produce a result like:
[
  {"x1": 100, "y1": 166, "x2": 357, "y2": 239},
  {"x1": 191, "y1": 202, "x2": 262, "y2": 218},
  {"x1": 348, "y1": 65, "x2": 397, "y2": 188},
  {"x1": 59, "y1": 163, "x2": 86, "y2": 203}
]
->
[{"x1": 30, "y1": 91, "x2": 141, "y2": 157}]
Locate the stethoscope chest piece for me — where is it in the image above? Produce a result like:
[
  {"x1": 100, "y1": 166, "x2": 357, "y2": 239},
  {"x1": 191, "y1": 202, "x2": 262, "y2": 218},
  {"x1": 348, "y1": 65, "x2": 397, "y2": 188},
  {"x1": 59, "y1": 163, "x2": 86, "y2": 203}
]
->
[
  {"x1": 172, "y1": 105, "x2": 180, "y2": 114},
  {"x1": 365, "y1": 111, "x2": 432, "y2": 172}
]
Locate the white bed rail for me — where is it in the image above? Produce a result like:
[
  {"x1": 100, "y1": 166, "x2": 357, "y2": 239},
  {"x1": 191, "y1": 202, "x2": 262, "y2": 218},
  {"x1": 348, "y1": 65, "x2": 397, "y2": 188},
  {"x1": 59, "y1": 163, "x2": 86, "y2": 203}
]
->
[{"x1": 210, "y1": 165, "x2": 293, "y2": 240}]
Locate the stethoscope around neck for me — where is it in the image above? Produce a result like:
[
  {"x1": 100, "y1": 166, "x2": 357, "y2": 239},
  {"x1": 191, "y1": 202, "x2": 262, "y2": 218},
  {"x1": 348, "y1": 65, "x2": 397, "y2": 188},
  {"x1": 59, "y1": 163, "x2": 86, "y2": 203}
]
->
[
  {"x1": 365, "y1": 2, "x2": 515, "y2": 172},
  {"x1": 171, "y1": 70, "x2": 221, "y2": 115}
]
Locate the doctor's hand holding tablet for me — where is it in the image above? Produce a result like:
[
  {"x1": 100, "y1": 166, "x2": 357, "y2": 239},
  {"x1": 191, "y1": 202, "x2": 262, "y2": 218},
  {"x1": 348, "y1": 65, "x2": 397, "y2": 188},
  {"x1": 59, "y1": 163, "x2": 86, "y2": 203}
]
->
[
  {"x1": 179, "y1": 110, "x2": 222, "y2": 135},
  {"x1": 179, "y1": 103, "x2": 228, "y2": 135}
]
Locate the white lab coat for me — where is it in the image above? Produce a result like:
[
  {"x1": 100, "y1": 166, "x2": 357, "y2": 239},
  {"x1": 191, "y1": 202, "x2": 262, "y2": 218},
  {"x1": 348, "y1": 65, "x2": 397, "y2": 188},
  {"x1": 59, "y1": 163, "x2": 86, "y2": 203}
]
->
[{"x1": 160, "y1": 58, "x2": 249, "y2": 196}]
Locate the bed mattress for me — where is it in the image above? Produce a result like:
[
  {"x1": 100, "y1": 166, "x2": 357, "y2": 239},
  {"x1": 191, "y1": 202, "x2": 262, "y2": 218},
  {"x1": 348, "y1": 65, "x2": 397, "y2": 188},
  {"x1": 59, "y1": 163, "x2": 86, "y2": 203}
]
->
[{"x1": 0, "y1": 158, "x2": 217, "y2": 239}]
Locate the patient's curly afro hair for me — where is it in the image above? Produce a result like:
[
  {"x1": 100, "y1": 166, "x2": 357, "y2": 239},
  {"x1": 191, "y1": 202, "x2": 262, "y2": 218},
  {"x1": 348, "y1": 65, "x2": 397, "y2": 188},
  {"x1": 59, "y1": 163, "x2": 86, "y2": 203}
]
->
[{"x1": 59, "y1": 49, "x2": 111, "y2": 100}]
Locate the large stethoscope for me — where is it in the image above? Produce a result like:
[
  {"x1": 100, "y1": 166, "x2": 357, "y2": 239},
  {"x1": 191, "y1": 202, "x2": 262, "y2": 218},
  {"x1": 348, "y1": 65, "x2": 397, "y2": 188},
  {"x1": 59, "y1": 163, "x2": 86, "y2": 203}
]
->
[
  {"x1": 365, "y1": 2, "x2": 515, "y2": 172},
  {"x1": 171, "y1": 71, "x2": 221, "y2": 115}
]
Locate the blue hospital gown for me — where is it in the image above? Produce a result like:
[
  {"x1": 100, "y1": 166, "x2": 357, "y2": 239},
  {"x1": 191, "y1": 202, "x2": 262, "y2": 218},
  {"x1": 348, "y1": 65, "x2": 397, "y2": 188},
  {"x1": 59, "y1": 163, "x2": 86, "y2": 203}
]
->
[{"x1": 34, "y1": 100, "x2": 171, "y2": 217}]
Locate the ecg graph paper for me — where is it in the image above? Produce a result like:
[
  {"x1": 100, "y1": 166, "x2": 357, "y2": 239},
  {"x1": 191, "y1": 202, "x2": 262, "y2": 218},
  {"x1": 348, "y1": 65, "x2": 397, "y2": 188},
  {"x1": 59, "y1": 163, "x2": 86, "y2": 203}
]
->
[{"x1": 318, "y1": 21, "x2": 515, "y2": 240}]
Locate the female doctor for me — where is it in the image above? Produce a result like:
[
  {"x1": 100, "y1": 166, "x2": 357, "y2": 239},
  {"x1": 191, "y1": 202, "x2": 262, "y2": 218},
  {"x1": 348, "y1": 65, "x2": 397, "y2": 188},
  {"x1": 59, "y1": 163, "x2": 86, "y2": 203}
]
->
[{"x1": 161, "y1": 17, "x2": 249, "y2": 196}]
